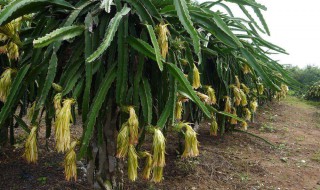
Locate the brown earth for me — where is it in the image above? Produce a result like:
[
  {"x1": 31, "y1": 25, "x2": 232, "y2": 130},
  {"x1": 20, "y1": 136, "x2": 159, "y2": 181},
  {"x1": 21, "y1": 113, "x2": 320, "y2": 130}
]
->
[{"x1": 1, "y1": 96, "x2": 320, "y2": 190}]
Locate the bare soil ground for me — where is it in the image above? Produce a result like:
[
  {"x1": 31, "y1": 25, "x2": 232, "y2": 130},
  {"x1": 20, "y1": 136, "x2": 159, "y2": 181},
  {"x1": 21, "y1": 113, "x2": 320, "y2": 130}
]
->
[{"x1": 1, "y1": 96, "x2": 320, "y2": 190}]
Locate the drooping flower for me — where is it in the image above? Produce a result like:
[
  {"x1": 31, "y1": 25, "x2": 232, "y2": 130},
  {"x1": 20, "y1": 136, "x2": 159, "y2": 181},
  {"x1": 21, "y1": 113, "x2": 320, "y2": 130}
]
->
[
  {"x1": 0, "y1": 68, "x2": 15, "y2": 102},
  {"x1": 258, "y1": 83, "x2": 264, "y2": 95},
  {"x1": 127, "y1": 106, "x2": 139, "y2": 145},
  {"x1": 224, "y1": 96, "x2": 232, "y2": 113},
  {"x1": 152, "y1": 166, "x2": 163, "y2": 183},
  {"x1": 235, "y1": 75, "x2": 240, "y2": 89},
  {"x1": 250, "y1": 100, "x2": 258, "y2": 113},
  {"x1": 23, "y1": 126, "x2": 38, "y2": 163},
  {"x1": 116, "y1": 122, "x2": 129, "y2": 158},
  {"x1": 243, "y1": 64, "x2": 251, "y2": 74},
  {"x1": 156, "y1": 22, "x2": 170, "y2": 59},
  {"x1": 140, "y1": 151, "x2": 153, "y2": 180},
  {"x1": 192, "y1": 64, "x2": 201, "y2": 89},
  {"x1": 205, "y1": 86, "x2": 217, "y2": 105},
  {"x1": 196, "y1": 92, "x2": 210, "y2": 104},
  {"x1": 128, "y1": 145, "x2": 138, "y2": 182},
  {"x1": 175, "y1": 100, "x2": 183, "y2": 120},
  {"x1": 53, "y1": 93, "x2": 62, "y2": 115},
  {"x1": 177, "y1": 122, "x2": 199, "y2": 158},
  {"x1": 241, "y1": 83, "x2": 250, "y2": 94},
  {"x1": 64, "y1": 141, "x2": 77, "y2": 181},
  {"x1": 27, "y1": 101, "x2": 36, "y2": 121},
  {"x1": 151, "y1": 128, "x2": 166, "y2": 183},
  {"x1": 210, "y1": 116, "x2": 218, "y2": 136},
  {"x1": 244, "y1": 108, "x2": 251, "y2": 121},
  {"x1": 239, "y1": 89, "x2": 247, "y2": 106},
  {"x1": 152, "y1": 129, "x2": 166, "y2": 167},
  {"x1": 241, "y1": 121, "x2": 248, "y2": 130},
  {"x1": 55, "y1": 98, "x2": 75, "y2": 153},
  {"x1": 230, "y1": 108, "x2": 238, "y2": 125}
]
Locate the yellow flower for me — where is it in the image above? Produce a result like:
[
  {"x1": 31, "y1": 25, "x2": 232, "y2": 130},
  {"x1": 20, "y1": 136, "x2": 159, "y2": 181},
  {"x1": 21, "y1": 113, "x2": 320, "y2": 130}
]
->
[
  {"x1": 192, "y1": 64, "x2": 201, "y2": 89},
  {"x1": 55, "y1": 98, "x2": 75, "y2": 153},
  {"x1": 210, "y1": 116, "x2": 218, "y2": 136},
  {"x1": 156, "y1": 22, "x2": 170, "y2": 59},
  {"x1": 231, "y1": 85, "x2": 241, "y2": 107},
  {"x1": 224, "y1": 96, "x2": 232, "y2": 113},
  {"x1": 53, "y1": 93, "x2": 62, "y2": 115},
  {"x1": 205, "y1": 86, "x2": 217, "y2": 105},
  {"x1": 178, "y1": 122, "x2": 199, "y2": 158},
  {"x1": 152, "y1": 166, "x2": 163, "y2": 183},
  {"x1": 175, "y1": 100, "x2": 183, "y2": 120},
  {"x1": 258, "y1": 83, "x2": 264, "y2": 95},
  {"x1": 196, "y1": 92, "x2": 210, "y2": 104},
  {"x1": 230, "y1": 108, "x2": 238, "y2": 125},
  {"x1": 241, "y1": 83, "x2": 250, "y2": 94},
  {"x1": 152, "y1": 129, "x2": 166, "y2": 167},
  {"x1": 141, "y1": 151, "x2": 153, "y2": 180},
  {"x1": 0, "y1": 19, "x2": 22, "y2": 60},
  {"x1": 127, "y1": 106, "x2": 139, "y2": 145},
  {"x1": 64, "y1": 141, "x2": 77, "y2": 181},
  {"x1": 235, "y1": 76, "x2": 240, "y2": 88},
  {"x1": 244, "y1": 108, "x2": 251, "y2": 121},
  {"x1": 250, "y1": 100, "x2": 258, "y2": 113},
  {"x1": 128, "y1": 145, "x2": 138, "y2": 182},
  {"x1": 242, "y1": 64, "x2": 251, "y2": 74},
  {"x1": 241, "y1": 121, "x2": 248, "y2": 130},
  {"x1": 23, "y1": 126, "x2": 38, "y2": 163},
  {"x1": 27, "y1": 101, "x2": 36, "y2": 121},
  {"x1": 0, "y1": 68, "x2": 15, "y2": 102},
  {"x1": 116, "y1": 122, "x2": 129, "y2": 158},
  {"x1": 239, "y1": 89, "x2": 247, "y2": 106}
]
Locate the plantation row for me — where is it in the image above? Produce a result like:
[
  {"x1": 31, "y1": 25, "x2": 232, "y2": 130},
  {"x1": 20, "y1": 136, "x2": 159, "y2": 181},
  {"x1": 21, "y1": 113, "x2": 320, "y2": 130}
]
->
[{"x1": 0, "y1": 0, "x2": 293, "y2": 188}]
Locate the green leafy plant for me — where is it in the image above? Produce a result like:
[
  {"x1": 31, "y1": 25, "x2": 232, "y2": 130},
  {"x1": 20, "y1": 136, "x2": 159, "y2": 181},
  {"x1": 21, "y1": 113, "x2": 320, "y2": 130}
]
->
[{"x1": 0, "y1": 0, "x2": 295, "y2": 188}]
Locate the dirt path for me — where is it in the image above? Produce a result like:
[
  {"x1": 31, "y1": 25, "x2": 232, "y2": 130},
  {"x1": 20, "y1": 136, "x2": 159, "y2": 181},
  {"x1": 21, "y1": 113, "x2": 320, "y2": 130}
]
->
[{"x1": 1, "y1": 96, "x2": 320, "y2": 190}]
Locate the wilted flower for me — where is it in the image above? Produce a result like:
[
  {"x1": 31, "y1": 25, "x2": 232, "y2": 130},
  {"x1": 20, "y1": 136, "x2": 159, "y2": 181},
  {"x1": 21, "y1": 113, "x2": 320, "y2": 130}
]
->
[
  {"x1": 23, "y1": 126, "x2": 38, "y2": 163},
  {"x1": 116, "y1": 122, "x2": 129, "y2": 158},
  {"x1": 243, "y1": 64, "x2": 251, "y2": 74},
  {"x1": 235, "y1": 75, "x2": 240, "y2": 88},
  {"x1": 127, "y1": 106, "x2": 139, "y2": 145},
  {"x1": 27, "y1": 101, "x2": 36, "y2": 121},
  {"x1": 0, "y1": 68, "x2": 15, "y2": 102},
  {"x1": 64, "y1": 141, "x2": 77, "y2": 181},
  {"x1": 55, "y1": 98, "x2": 75, "y2": 152},
  {"x1": 152, "y1": 166, "x2": 163, "y2": 183},
  {"x1": 224, "y1": 96, "x2": 232, "y2": 113},
  {"x1": 250, "y1": 100, "x2": 258, "y2": 113},
  {"x1": 205, "y1": 86, "x2": 217, "y2": 105},
  {"x1": 192, "y1": 64, "x2": 201, "y2": 89},
  {"x1": 156, "y1": 22, "x2": 170, "y2": 59},
  {"x1": 196, "y1": 92, "x2": 210, "y2": 104},
  {"x1": 241, "y1": 83, "x2": 250, "y2": 94},
  {"x1": 53, "y1": 93, "x2": 62, "y2": 115},
  {"x1": 241, "y1": 121, "x2": 248, "y2": 130},
  {"x1": 128, "y1": 145, "x2": 138, "y2": 181},
  {"x1": 152, "y1": 129, "x2": 166, "y2": 167},
  {"x1": 239, "y1": 89, "x2": 247, "y2": 106},
  {"x1": 210, "y1": 116, "x2": 218, "y2": 136},
  {"x1": 140, "y1": 151, "x2": 153, "y2": 180},
  {"x1": 258, "y1": 83, "x2": 264, "y2": 95},
  {"x1": 230, "y1": 108, "x2": 238, "y2": 125},
  {"x1": 177, "y1": 122, "x2": 199, "y2": 158},
  {"x1": 244, "y1": 108, "x2": 251, "y2": 121},
  {"x1": 175, "y1": 100, "x2": 183, "y2": 120}
]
